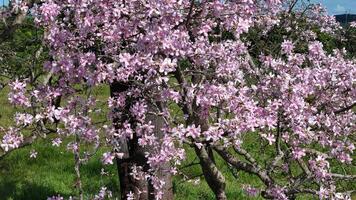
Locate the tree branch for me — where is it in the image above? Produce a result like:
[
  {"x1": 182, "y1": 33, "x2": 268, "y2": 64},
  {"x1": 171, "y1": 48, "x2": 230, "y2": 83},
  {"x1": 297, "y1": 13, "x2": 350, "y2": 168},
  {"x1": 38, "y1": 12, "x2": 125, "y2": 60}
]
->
[{"x1": 214, "y1": 145, "x2": 273, "y2": 186}]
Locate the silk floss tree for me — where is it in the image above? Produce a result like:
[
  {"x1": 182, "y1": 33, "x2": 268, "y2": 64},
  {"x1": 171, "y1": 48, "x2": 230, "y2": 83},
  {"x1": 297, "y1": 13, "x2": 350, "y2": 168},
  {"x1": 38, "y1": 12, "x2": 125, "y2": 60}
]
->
[{"x1": 1, "y1": 0, "x2": 355, "y2": 199}]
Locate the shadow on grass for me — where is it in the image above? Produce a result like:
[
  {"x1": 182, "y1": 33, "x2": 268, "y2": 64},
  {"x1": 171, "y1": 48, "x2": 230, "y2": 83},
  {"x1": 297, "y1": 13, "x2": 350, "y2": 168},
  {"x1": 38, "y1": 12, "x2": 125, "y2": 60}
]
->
[{"x1": 0, "y1": 180, "x2": 59, "y2": 200}]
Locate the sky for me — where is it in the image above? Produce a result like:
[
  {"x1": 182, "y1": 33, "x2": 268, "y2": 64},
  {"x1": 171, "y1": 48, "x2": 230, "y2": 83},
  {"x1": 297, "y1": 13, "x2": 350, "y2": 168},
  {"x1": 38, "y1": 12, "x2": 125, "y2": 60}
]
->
[
  {"x1": 310, "y1": 0, "x2": 356, "y2": 15},
  {"x1": 0, "y1": 0, "x2": 355, "y2": 15},
  {"x1": 0, "y1": 0, "x2": 7, "y2": 6}
]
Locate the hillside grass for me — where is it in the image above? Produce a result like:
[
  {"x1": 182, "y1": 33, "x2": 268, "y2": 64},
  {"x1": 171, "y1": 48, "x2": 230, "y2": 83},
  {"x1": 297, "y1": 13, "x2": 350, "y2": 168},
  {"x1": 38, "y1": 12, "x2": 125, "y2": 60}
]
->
[{"x1": 0, "y1": 85, "x2": 354, "y2": 200}]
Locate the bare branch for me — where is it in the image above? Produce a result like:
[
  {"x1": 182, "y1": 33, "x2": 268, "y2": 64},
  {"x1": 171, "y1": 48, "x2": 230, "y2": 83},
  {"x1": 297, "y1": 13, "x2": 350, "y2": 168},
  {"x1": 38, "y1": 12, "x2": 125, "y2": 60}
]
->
[
  {"x1": 214, "y1": 145, "x2": 273, "y2": 186},
  {"x1": 334, "y1": 102, "x2": 356, "y2": 114},
  {"x1": 331, "y1": 173, "x2": 356, "y2": 180}
]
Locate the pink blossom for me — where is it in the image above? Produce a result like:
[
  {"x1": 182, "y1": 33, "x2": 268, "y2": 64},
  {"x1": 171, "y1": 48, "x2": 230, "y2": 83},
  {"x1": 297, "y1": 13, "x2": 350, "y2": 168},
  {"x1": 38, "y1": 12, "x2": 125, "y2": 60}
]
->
[
  {"x1": 185, "y1": 125, "x2": 201, "y2": 139},
  {"x1": 261, "y1": 133, "x2": 275, "y2": 145},
  {"x1": 52, "y1": 138, "x2": 62, "y2": 147},
  {"x1": 1, "y1": 128, "x2": 23, "y2": 152},
  {"x1": 66, "y1": 142, "x2": 78, "y2": 153},
  {"x1": 159, "y1": 58, "x2": 177, "y2": 74},
  {"x1": 8, "y1": 80, "x2": 30, "y2": 107},
  {"x1": 350, "y1": 22, "x2": 356, "y2": 28},
  {"x1": 40, "y1": 1, "x2": 60, "y2": 23},
  {"x1": 308, "y1": 41, "x2": 325, "y2": 57},
  {"x1": 319, "y1": 186, "x2": 330, "y2": 199},
  {"x1": 94, "y1": 187, "x2": 113, "y2": 200},
  {"x1": 292, "y1": 147, "x2": 306, "y2": 159},
  {"x1": 130, "y1": 101, "x2": 147, "y2": 121},
  {"x1": 236, "y1": 18, "x2": 252, "y2": 36},
  {"x1": 47, "y1": 195, "x2": 63, "y2": 200},
  {"x1": 15, "y1": 113, "x2": 33, "y2": 126},
  {"x1": 30, "y1": 149, "x2": 38, "y2": 158},
  {"x1": 108, "y1": 94, "x2": 126, "y2": 109},
  {"x1": 281, "y1": 40, "x2": 294, "y2": 54},
  {"x1": 102, "y1": 152, "x2": 115, "y2": 165},
  {"x1": 138, "y1": 134, "x2": 157, "y2": 147},
  {"x1": 266, "y1": 0, "x2": 281, "y2": 7},
  {"x1": 127, "y1": 191, "x2": 134, "y2": 200},
  {"x1": 266, "y1": 186, "x2": 288, "y2": 200},
  {"x1": 243, "y1": 185, "x2": 259, "y2": 197}
]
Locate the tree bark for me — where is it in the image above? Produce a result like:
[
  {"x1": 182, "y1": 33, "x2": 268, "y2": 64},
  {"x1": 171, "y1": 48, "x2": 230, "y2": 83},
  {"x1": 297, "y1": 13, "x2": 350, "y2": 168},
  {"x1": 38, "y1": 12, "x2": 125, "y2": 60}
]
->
[
  {"x1": 145, "y1": 102, "x2": 173, "y2": 200},
  {"x1": 110, "y1": 81, "x2": 147, "y2": 199},
  {"x1": 195, "y1": 146, "x2": 227, "y2": 200},
  {"x1": 110, "y1": 82, "x2": 172, "y2": 200},
  {"x1": 190, "y1": 108, "x2": 227, "y2": 200}
]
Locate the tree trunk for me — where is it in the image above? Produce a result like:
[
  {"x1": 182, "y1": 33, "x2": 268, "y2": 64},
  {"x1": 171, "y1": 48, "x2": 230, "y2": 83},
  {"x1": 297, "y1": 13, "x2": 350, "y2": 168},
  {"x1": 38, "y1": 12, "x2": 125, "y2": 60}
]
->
[
  {"x1": 145, "y1": 102, "x2": 173, "y2": 200},
  {"x1": 191, "y1": 109, "x2": 227, "y2": 200},
  {"x1": 195, "y1": 146, "x2": 227, "y2": 200},
  {"x1": 110, "y1": 82, "x2": 172, "y2": 200}
]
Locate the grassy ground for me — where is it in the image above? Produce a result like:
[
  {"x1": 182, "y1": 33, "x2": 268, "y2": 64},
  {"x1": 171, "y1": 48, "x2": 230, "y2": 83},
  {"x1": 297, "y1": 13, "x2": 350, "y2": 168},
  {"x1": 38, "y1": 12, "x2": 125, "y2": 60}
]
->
[{"x1": 0, "y1": 86, "x2": 355, "y2": 200}]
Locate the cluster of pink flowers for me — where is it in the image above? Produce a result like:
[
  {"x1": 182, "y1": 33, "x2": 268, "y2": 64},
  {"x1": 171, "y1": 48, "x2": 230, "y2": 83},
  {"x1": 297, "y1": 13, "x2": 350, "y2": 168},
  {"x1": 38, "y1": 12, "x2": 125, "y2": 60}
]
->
[
  {"x1": 94, "y1": 187, "x2": 112, "y2": 200},
  {"x1": 101, "y1": 152, "x2": 115, "y2": 165},
  {"x1": 350, "y1": 22, "x2": 356, "y2": 28},
  {"x1": 266, "y1": 186, "x2": 288, "y2": 200},
  {"x1": 243, "y1": 185, "x2": 260, "y2": 197},
  {"x1": 38, "y1": 1, "x2": 60, "y2": 24},
  {"x1": 15, "y1": 113, "x2": 33, "y2": 126},
  {"x1": 281, "y1": 40, "x2": 294, "y2": 55},
  {"x1": 0, "y1": 127, "x2": 23, "y2": 152},
  {"x1": 47, "y1": 195, "x2": 64, "y2": 200},
  {"x1": 10, "y1": 0, "x2": 29, "y2": 15},
  {"x1": 8, "y1": 80, "x2": 30, "y2": 107}
]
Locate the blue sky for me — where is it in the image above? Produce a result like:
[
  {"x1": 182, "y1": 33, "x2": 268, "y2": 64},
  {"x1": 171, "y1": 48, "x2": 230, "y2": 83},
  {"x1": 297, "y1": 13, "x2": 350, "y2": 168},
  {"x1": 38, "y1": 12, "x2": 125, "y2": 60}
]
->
[
  {"x1": 0, "y1": 0, "x2": 355, "y2": 15},
  {"x1": 310, "y1": 0, "x2": 356, "y2": 14},
  {"x1": 1, "y1": 0, "x2": 8, "y2": 7}
]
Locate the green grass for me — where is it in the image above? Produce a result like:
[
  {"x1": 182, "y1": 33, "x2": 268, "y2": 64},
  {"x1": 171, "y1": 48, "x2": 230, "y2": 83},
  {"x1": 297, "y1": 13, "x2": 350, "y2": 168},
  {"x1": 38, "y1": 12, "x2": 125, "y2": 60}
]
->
[
  {"x1": 0, "y1": 85, "x2": 355, "y2": 200},
  {"x1": 0, "y1": 137, "x2": 120, "y2": 200},
  {"x1": 0, "y1": 85, "x2": 119, "y2": 199},
  {"x1": 0, "y1": 87, "x2": 17, "y2": 127}
]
